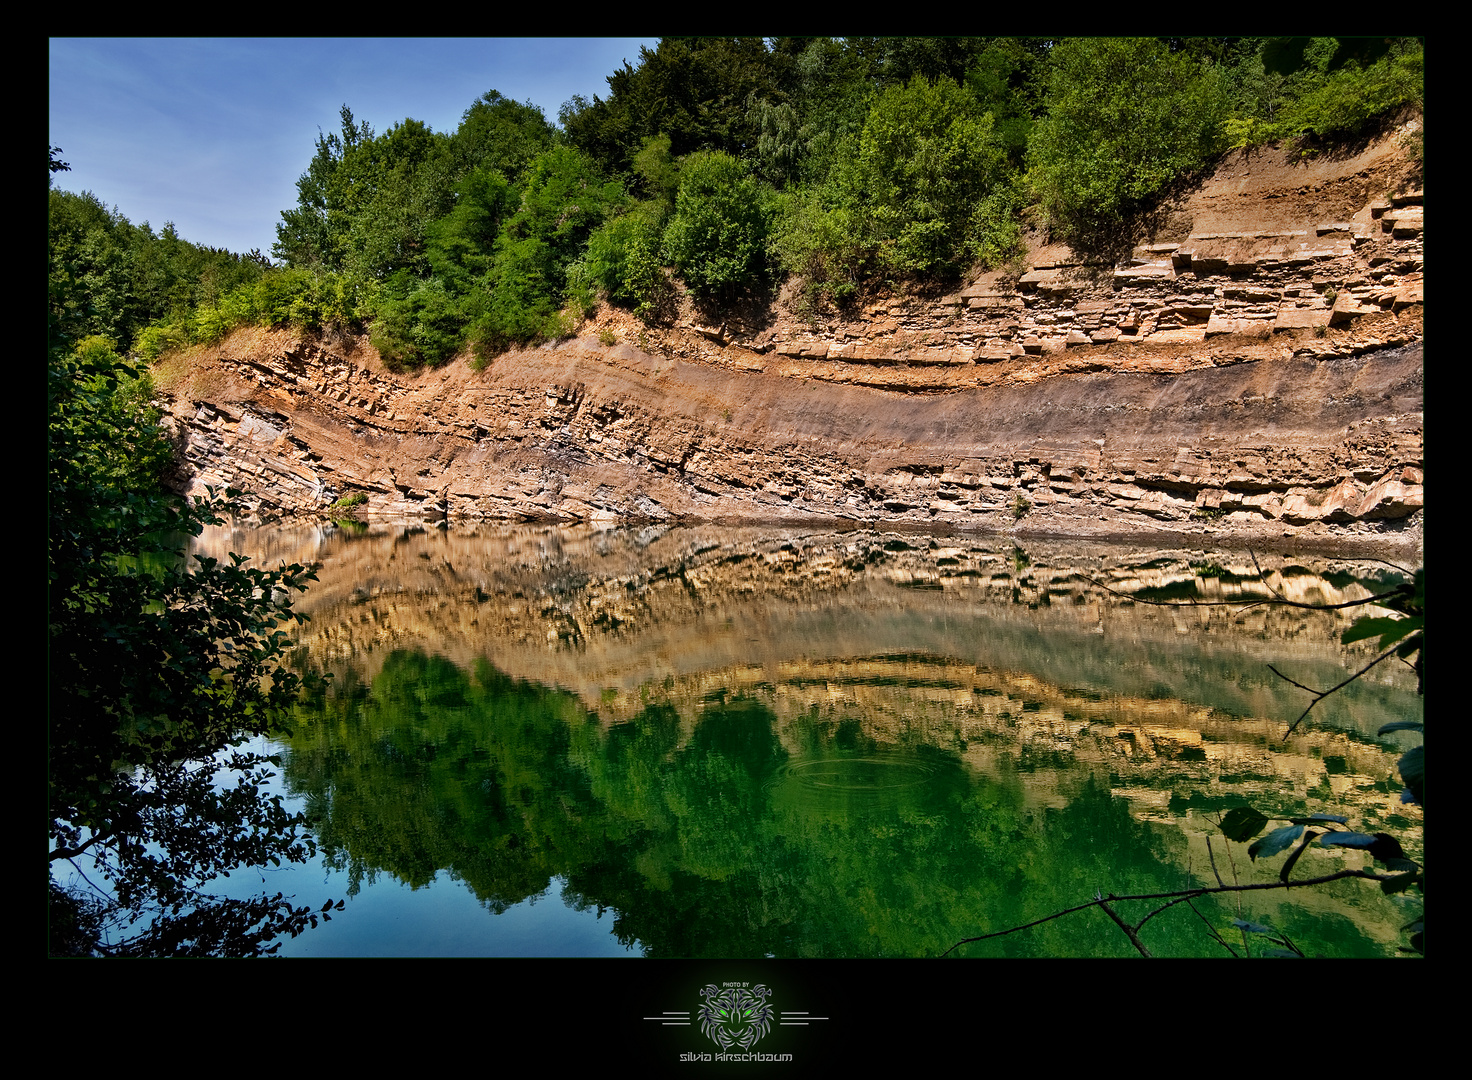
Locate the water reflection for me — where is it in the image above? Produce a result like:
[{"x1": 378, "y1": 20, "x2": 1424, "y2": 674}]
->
[{"x1": 201, "y1": 523, "x2": 1422, "y2": 957}]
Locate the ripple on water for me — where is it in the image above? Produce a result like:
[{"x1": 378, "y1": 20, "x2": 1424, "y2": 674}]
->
[{"x1": 773, "y1": 753, "x2": 942, "y2": 795}]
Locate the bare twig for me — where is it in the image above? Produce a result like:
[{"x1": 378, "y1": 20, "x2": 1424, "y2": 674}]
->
[
  {"x1": 1186, "y1": 897, "x2": 1239, "y2": 957},
  {"x1": 63, "y1": 856, "x2": 116, "y2": 906},
  {"x1": 49, "y1": 829, "x2": 108, "y2": 863},
  {"x1": 1134, "y1": 893, "x2": 1198, "y2": 933},
  {"x1": 1205, "y1": 834, "x2": 1226, "y2": 889},
  {"x1": 1271, "y1": 645, "x2": 1399, "y2": 738},
  {"x1": 1098, "y1": 899, "x2": 1153, "y2": 957},
  {"x1": 936, "y1": 898, "x2": 1114, "y2": 955},
  {"x1": 940, "y1": 868, "x2": 1390, "y2": 957}
]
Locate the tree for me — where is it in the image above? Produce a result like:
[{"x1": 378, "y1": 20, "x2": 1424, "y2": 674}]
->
[
  {"x1": 856, "y1": 76, "x2": 1012, "y2": 277},
  {"x1": 450, "y1": 90, "x2": 557, "y2": 181},
  {"x1": 1027, "y1": 38, "x2": 1228, "y2": 247},
  {"x1": 662, "y1": 150, "x2": 773, "y2": 303},
  {"x1": 272, "y1": 105, "x2": 375, "y2": 271},
  {"x1": 48, "y1": 334, "x2": 337, "y2": 955},
  {"x1": 463, "y1": 146, "x2": 625, "y2": 358},
  {"x1": 560, "y1": 38, "x2": 782, "y2": 176}
]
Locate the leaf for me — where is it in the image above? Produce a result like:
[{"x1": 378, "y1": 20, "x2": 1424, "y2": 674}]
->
[
  {"x1": 1368, "y1": 834, "x2": 1407, "y2": 864},
  {"x1": 1380, "y1": 872, "x2": 1421, "y2": 895},
  {"x1": 1398, "y1": 745, "x2": 1424, "y2": 806},
  {"x1": 1220, "y1": 806, "x2": 1269, "y2": 842},
  {"x1": 1341, "y1": 615, "x2": 1422, "y2": 649},
  {"x1": 1395, "y1": 631, "x2": 1423, "y2": 659},
  {"x1": 1279, "y1": 830, "x2": 1319, "y2": 883},
  {"x1": 1248, "y1": 824, "x2": 1304, "y2": 861},
  {"x1": 1377, "y1": 721, "x2": 1424, "y2": 735}
]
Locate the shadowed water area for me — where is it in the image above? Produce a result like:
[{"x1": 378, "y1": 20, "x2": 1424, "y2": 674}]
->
[{"x1": 194, "y1": 523, "x2": 1422, "y2": 957}]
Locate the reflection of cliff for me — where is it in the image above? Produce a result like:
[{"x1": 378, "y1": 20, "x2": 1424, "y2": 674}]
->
[
  {"x1": 280, "y1": 646, "x2": 1419, "y2": 957},
  {"x1": 235, "y1": 521, "x2": 1421, "y2": 946},
  {"x1": 201, "y1": 522, "x2": 1418, "y2": 728}
]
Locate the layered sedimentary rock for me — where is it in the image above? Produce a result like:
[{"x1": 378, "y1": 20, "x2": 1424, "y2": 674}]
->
[{"x1": 163, "y1": 130, "x2": 1423, "y2": 553}]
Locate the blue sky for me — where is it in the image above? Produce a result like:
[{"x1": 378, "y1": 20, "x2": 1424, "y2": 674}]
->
[{"x1": 49, "y1": 38, "x2": 659, "y2": 257}]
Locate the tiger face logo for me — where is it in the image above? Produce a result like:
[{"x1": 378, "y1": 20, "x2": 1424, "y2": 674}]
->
[{"x1": 698, "y1": 984, "x2": 773, "y2": 1050}]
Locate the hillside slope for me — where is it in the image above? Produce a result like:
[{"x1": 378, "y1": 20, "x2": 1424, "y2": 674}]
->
[{"x1": 161, "y1": 125, "x2": 1424, "y2": 553}]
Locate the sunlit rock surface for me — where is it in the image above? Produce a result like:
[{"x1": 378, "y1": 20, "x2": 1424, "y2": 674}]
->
[{"x1": 162, "y1": 131, "x2": 1422, "y2": 552}]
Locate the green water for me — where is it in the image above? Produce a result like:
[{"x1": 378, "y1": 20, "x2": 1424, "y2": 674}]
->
[{"x1": 203, "y1": 523, "x2": 1422, "y2": 957}]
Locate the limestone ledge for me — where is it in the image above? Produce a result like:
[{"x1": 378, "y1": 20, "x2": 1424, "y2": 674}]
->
[
  {"x1": 167, "y1": 332, "x2": 1422, "y2": 553},
  {"x1": 163, "y1": 138, "x2": 1423, "y2": 552}
]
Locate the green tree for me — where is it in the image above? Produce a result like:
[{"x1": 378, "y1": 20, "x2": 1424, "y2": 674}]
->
[
  {"x1": 465, "y1": 146, "x2": 625, "y2": 358},
  {"x1": 48, "y1": 334, "x2": 334, "y2": 955},
  {"x1": 663, "y1": 150, "x2": 773, "y2": 303},
  {"x1": 1027, "y1": 38, "x2": 1228, "y2": 247},
  {"x1": 560, "y1": 38, "x2": 782, "y2": 175},
  {"x1": 273, "y1": 105, "x2": 375, "y2": 271},
  {"x1": 338, "y1": 118, "x2": 457, "y2": 282},
  {"x1": 49, "y1": 187, "x2": 269, "y2": 355},
  {"x1": 856, "y1": 76, "x2": 1013, "y2": 277},
  {"x1": 450, "y1": 90, "x2": 558, "y2": 181}
]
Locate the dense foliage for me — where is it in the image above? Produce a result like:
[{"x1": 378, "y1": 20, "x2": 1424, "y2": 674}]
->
[
  {"x1": 48, "y1": 313, "x2": 334, "y2": 952},
  {"x1": 62, "y1": 37, "x2": 1420, "y2": 371},
  {"x1": 48, "y1": 188, "x2": 271, "y2": 352},
  {"x1": 1026, "y1": 38, "x2": 1229, "y2": 247},
  {"x1": 661, "y1": 151, "x2": 773, "y2": 302},
  {"x1": 282, "y1": 650, "x2": 1272, "y2": 957}
]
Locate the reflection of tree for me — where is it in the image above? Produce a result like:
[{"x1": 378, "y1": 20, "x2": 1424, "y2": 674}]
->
[
  {"x1": 666, "y1": 698, "x2": 788, "y2": 881},
  {"x1": 49, "y1": 337, "x2": 334, "y2": 956},
  {"x1": 283, "y1": 651, "x2": 600, "y2": 909},
  {"x1": 280, "y1": 648, "x2": 1408, "y2": 957}
]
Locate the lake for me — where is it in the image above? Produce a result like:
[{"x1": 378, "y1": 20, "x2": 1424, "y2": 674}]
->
[{"x1": 190, "y1": 522, "x2": 1423, "y2": 957}]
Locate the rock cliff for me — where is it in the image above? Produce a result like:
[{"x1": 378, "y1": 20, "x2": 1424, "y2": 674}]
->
[{"x1": 162, "y1": 125, "x2": 1424, "y2": 553}]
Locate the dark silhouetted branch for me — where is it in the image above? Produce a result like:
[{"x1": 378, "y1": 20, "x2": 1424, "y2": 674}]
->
[
  {"x1": 940, "y1": 868, "x2": 1391, "y2": 957},
  {"x1": 1270, "y1": 645, "x2": 1399, "y2": 738}
]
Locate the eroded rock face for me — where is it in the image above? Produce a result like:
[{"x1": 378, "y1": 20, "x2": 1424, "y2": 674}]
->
[{"x1": 162, "y1": 133, "x2": 1423, "y2": 554}]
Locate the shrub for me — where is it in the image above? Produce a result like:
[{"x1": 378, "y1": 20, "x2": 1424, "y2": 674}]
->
[
  {"x1": 369, "y1": 272, "x2": 468, "y2": 371},
  {"x1": 1220, "y1": 38, "x2": 1423, "y2": 151},
  {"x1": 581, "y1": 207, "x2": 670, "y2": 319},
  {"x1": 768, "y1": 182, "x2": 869, "y2": 310},
  {"x1": 133, "y1": 320, "x2": 190, "y2": 363},
  {"x1": 1027, "y1": 38, "x2": 1228, "y2": 246},
  {"x1": 663, "y1": 151, "x2": 774, "y2": 302},
  {"x1": 1276, "y1": 38, "x2": 1423, "y2": 141},
  {"x1": 857, "y1": 76, "x2": 1011, "y2": 277}
]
